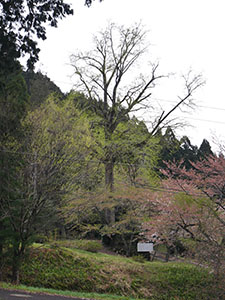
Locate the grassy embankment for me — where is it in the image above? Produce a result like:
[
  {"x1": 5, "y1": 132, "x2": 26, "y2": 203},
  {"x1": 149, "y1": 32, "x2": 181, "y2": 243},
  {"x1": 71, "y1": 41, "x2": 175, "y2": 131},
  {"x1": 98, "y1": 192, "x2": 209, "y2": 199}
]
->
[{"x1": 0, "y1": 240, "x2": 223, "y2": 300}]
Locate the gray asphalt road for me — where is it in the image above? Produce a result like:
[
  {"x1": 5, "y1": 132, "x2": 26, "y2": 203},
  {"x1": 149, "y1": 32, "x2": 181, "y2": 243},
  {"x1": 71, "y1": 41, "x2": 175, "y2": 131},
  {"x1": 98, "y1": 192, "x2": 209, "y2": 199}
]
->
[{"x1": 0, "y1": 289, "x2": 93, "y2": 300}]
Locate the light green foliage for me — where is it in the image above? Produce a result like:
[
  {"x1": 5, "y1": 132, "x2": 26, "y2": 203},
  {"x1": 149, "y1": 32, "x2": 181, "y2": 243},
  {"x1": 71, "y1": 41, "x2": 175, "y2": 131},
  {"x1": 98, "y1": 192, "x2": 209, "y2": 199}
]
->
[
  {"x1": 111, "y1": 117, "x2": 161, "y2": 186},
  {"x1": 0, "y1": 94, "x2": 98, "y2": 281},
  {"x1": 62, "y1": 113, "x2": 162, "y2": 249},
  {"x1": 23, "y1": 95, "x2": 95, "y2": 192},
  {"x1": 25, "y1": 95, "x2": 91, "y2": 153}
]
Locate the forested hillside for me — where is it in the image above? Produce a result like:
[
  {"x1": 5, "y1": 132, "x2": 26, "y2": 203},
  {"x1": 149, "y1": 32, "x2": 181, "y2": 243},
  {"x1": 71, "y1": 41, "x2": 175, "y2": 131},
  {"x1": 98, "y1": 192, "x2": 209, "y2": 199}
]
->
[
  {"x1": 0, "y1": 3, "x2": 224, "y2": 297},
  {"x1": 1, "y1": 69, "x2": 223, "y2": 282}
]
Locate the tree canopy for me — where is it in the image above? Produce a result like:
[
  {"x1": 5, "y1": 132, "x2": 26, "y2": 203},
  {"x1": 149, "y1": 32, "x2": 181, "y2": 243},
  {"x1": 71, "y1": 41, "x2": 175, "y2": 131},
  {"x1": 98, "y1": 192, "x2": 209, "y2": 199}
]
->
[{"x1": 0, "y1": 0, "x2": 73, "y2": 68}]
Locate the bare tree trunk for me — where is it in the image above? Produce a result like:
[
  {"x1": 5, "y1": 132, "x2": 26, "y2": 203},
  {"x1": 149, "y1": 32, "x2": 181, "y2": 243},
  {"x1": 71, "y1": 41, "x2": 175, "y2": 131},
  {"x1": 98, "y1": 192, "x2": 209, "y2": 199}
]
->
[
  {"x1": 103, "y1": 138, "x2": 116, "y2": 224},
  {"x1": 105, "y1": 160, "x2": 114, "y2": 192},
  {"x1": 104, "y1": 206, "x2": 115, "y2": 224},
  {"x1": 0, "y1": 243, "x2": 3, "y2": 281},
  {"x1": 12, "y1": 250, "x2": 21, "y2": 284},
  {"x1": 104, "y1": 126, "x2": 115, "y2": 191},
  {"x1": 104, "y1": 160, "x2": 115, "y2": 224},
  {"x1": 165, "y1": 245, "x2": 170, "y2": 262},
  {"x1": 11, "y1": 242, "x2": 25, "y2": 284}
]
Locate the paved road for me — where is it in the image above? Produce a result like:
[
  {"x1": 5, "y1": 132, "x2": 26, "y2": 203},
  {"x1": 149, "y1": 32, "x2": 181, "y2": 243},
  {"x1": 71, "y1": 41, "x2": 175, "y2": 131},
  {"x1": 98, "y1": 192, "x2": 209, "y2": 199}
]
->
[{"x1": 0, "y1": 289, "x2": 93, "y2": 300}]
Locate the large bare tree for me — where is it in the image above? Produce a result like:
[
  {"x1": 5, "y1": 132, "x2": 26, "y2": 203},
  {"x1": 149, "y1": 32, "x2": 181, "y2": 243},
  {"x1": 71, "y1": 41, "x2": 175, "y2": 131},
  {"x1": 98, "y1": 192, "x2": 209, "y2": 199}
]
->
[{"x1": 70, "y1": 22, "x2": 203, "y2": 192}]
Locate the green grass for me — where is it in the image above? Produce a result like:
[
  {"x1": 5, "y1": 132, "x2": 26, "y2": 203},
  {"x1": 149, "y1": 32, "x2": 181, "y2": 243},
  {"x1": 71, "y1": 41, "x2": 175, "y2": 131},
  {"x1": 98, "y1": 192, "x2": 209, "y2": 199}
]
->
[
  {"x1": 47, "y1": 239, "x2": 103, "y2": 253},
  {"x1": 1, "y1": 242, "x2": 223, "y2": 300},
  {"x1": 0, "y1": 282, "x2": 137, "y2": 300}
]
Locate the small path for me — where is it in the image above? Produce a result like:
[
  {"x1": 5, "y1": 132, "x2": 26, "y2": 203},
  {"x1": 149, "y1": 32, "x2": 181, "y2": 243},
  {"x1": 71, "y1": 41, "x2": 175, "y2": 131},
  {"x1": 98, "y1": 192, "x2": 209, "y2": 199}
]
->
[{"x1": 0, "y1": 289, "x2": 94, "y2": 300}]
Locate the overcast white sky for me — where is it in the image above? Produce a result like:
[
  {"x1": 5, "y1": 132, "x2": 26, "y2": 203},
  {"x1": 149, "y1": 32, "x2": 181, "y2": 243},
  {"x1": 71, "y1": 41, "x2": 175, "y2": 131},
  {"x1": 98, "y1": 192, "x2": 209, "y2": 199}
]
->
[{"x1": 37, "y1": 0, "x2": 225, "y2": 150}]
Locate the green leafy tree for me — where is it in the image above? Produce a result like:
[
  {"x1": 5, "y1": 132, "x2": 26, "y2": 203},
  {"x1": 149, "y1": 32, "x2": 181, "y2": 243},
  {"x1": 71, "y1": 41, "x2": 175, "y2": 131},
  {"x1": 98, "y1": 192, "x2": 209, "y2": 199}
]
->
[
  {"x1": 0, "y1": 0, "x2": 103, "y2": 68},
  {"x1": 0, "y1": 0, "x2": 73, "y2": 68},
  {"x1": 0, "y1": 95, "x2": 95, "y2": 283},
  {"x1": 0, "y1": 0, "x2": 74, "y2": 262},
  {"x1": 0, "y1": 66, "x2": 29, "y2": 280}
]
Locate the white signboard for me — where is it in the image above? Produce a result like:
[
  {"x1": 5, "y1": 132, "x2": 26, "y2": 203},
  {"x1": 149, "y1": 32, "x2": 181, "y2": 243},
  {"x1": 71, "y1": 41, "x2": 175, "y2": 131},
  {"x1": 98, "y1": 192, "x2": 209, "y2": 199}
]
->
[{"x1": 137, "y1": 242, "x2": 153, "y2": 252}]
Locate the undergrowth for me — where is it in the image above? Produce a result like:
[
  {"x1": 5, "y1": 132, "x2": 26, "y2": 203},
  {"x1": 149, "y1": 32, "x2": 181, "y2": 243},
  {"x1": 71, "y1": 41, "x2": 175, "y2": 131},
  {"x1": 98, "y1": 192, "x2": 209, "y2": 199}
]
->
[{"x1": 2, "y1": 243, "x2": 223, "y2": 299}]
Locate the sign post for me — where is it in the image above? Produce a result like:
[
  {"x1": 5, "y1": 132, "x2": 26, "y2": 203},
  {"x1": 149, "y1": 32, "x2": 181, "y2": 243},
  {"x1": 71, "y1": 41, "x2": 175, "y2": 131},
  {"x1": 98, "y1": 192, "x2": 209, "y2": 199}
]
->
[{"x1": 137, "y1": 242, "x2": 154, "y2": 261}]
